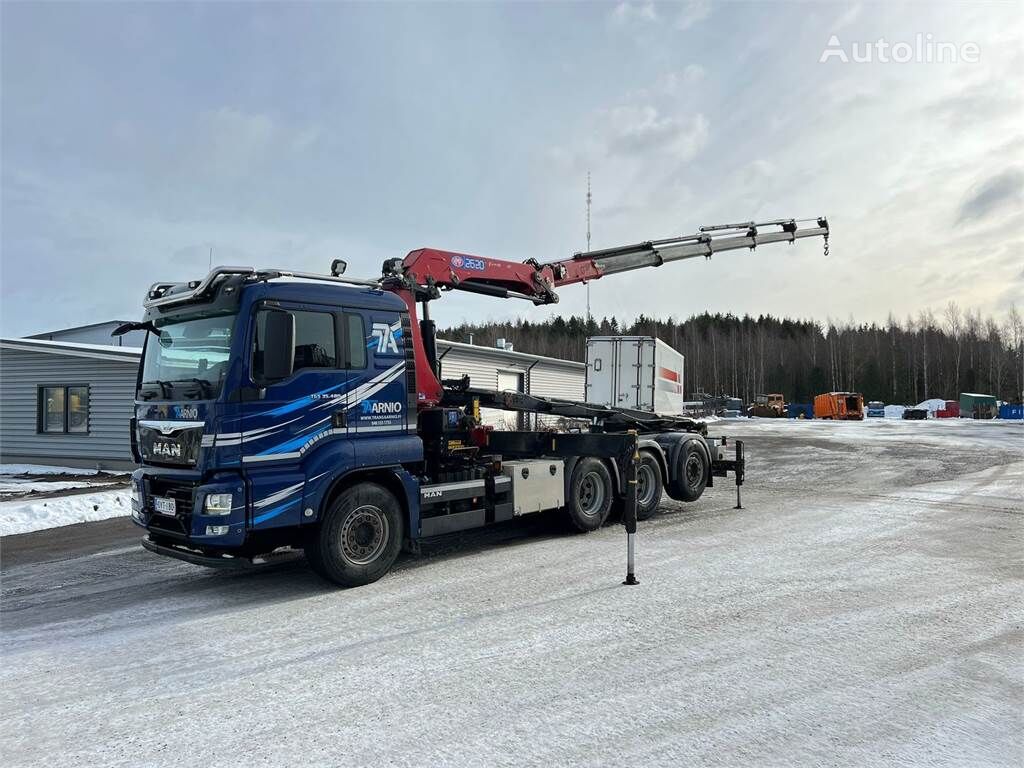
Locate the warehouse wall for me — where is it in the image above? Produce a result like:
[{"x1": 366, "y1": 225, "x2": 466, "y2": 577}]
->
[
  {"x1": 0, "y1": 348, "x2": 137, "y2": 469},
  {"x1": 528, "y1": 365, "x2": 585, "y2": 401},
  {"x1": 438, "y1": 342, "x2": 584, "y2": 394},
  {"x1": 437, "y1": 341, "x2": 585, "y2": 429}
]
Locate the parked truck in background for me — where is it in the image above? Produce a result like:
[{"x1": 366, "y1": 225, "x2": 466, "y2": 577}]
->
[
  {"x1": 119, "y1": 217, "x2": 828, "y2": 586},
  {"x1": 748, "y1": 393, "x2": 786, "y2": 418},
  {"x1": 814, "y1": 392, "x2": 864, "y2": 420},
  {"x1": 866, "y1": 400, "x2": 885, "y2": 418}
]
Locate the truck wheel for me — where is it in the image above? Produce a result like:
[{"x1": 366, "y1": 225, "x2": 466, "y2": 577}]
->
[
  {"x1": 635, "y1": 451, "x2": 664, "y2": 521},
  {"x1": 306, "y1": 483, "x2": 403, "y2": 587},
  {"x1": 668, "y1": 441, "x2": 708, "y2": 502},
  {"x1": 566, "y1": 458, "x2": 613, "y2": 532}
]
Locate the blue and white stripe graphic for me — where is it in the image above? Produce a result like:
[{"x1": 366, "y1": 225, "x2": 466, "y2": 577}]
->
[
  {"x1": 251, "y1": 471, "x2": 329, "y2": 526},
  {"x1": 239, "y1": 362, "x2": 407, "y2": 464}
]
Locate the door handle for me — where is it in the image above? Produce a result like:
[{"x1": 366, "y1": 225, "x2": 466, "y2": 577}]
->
[{"x1": 332, "y1": 410, "x2": 347, "y2": 428}]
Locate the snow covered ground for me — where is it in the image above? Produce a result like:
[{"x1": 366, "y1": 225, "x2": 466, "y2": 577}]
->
[
  {"x1": 0, "y1": 465, "x2": 131, "y2": 535},
  {"x1": 0, "y1": 488, "x2": 131, "y2": 536},
  {"x1": 1, "y1": 420, "x2": 1021, "y2": 767},
  {"x1": 0, "y1": 463, "x2": 112, "y2": 475}
]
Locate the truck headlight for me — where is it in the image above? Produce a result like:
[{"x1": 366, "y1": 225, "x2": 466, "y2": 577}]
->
[
  {"x1": 204, "y1": 493, "x2": 233, "y2": 515},
  {"x1": 131, "y1": 483, "x2": 142, "y2": 518}
]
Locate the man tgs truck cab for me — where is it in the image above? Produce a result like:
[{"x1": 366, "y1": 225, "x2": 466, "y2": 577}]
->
[{"x1": 126, "y1": 268, "x2": 437, "y2": 586}]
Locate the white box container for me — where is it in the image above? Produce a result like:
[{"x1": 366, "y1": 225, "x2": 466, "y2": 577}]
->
[{"x1": 585, "y1": 336, "x2": 685, "y2": 414}]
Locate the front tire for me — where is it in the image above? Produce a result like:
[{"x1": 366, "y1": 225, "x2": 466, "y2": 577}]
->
[
  {"x1": 566, "y1": 458, "x2": 614, "y2": 532},
  {"x1": 306, "y1": 483, "x2": 403, "y2": 587}
]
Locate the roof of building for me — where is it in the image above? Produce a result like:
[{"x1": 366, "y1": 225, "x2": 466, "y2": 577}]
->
[
  {"x1": 0, "y1": 336, "x2": 583, "y2": 369},
  {"x1": 25, "y1": 320, "x2": 134, "y2": 339},
  {"x1": 437, "y1": 339, "x2": 585, "y2": 370},
  {"x1": 0, "y1": 337, "x2": 143, "y2": 363}
]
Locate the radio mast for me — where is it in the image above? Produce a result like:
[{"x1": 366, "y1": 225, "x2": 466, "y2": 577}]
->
[{"x1": 586, "y1": 171, "x2": 592, "y2": 322}]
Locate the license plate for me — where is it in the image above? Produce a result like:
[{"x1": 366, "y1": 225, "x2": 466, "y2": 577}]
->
[{"x1": 153, "y1": 497, "x2": 176, "y2": 516}]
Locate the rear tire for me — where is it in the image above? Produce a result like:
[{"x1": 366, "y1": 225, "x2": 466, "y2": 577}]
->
[
  {"x1": 566, "y1": 458, "x2": 613, "y2": 532},
  {"x1": 667, "y1": 441, "x2": 708, "y2": 502},
  {"x1": 635, "y1": 451, "x2": 664, "y2": 521},
  {"x1": 306, "y1": 483, "x2": 403, "y2": 587}
]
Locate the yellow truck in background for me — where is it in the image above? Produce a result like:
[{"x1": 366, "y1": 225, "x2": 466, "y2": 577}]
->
[{"x1": 748, "y1": 393, "x2": 786, "y2": 418}]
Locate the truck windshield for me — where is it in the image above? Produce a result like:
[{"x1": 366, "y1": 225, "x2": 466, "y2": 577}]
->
[{"x1": 140, "y1": 314, "x2": 236, "y2": 399}]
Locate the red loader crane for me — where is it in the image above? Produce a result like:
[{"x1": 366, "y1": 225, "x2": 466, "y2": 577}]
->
[{"x1": 378, "y1": 217, "x2": 829, "y2": 407}]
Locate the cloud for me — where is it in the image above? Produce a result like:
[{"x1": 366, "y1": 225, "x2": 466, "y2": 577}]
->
[
  {"x1": 608, "y1": 2, "x2": 657, "y2": 25},
  {"x1": 675, "y1": 1, "x2": 711, "y2": 31},
  {"x1": 830, "y1": 3, "x2": 862, "y2": 32},
  {"x1": 605, "y1": 106, "x2": 709, "y2": 161},
  {"x1": 926, "y1": 80, "x2": 1023, "y2": 130},
  {"x1": 663, "y1": 65, "x2": 706, "y2": 92},
  {"x1": 191, "y1": 107, "x2": 277, "y2": 175},
  {"x1": 956, "y1": 169, "x2": 1024, "y2": 223},
  {"x1": 608, "y1": 1, "x2": 710, "y2": 32}
]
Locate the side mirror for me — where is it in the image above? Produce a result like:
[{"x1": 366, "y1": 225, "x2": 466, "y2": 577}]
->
[
  {"x1": 261, "y1": 310, "x2": 295, "y2": 382},
  {"x1": 331, "y1": 259, "x2": 347, "y2": 276}
]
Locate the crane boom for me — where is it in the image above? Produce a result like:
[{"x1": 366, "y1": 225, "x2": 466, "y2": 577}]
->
[
  {"x1": 381, "y1": 216, "x2": 829, "y2": 406},
  {"x1": 551, "y1": 217, "x2": 829, "y2": 288}
]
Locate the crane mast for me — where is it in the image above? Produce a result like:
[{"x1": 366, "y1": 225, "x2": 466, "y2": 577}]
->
[{"x1": 381, "y1": 216, "x2": 829, "y2": 407}]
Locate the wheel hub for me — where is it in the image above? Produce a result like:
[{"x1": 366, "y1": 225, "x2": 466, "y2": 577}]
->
[
  {"x1": 685, "y1": 454, "x2": 703, "y2": 488},
  {"x1": 578, "y1": 471, "x2": 606, "y2": 516},
  {"x1": 339, "y1": 505, "x2": 388, "y2": 565},
  {"x1": 637, "y1": 464, "x2": 655, "y2": 506}
]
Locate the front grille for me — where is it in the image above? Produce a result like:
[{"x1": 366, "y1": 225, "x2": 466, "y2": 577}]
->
[{"x1": 146, "y1": 478, "x2": 196, "y2": 538}]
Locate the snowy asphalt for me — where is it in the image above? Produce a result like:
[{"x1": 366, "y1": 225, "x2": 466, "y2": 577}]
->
[{"x1": 1, "y1": 419, "x2": 1022, "y2": 767}]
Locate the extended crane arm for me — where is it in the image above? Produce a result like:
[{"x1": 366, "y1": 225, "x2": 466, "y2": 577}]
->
[
  {"x1": 381, "y1": 216, "x2": 829, "y2": 406},
  {"x1": 384, "y1": 217, "x2": 828, "y2": 305}
]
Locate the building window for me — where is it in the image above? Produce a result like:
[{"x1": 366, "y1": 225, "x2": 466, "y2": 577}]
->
[{"x1": 38, "y1": 385, "x2": 89, "y2": 434}]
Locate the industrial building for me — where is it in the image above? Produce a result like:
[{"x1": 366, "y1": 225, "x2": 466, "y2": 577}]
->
[
  {"x1": 0, "y1": 337, "x2": 142, "y2": 469},
  {"x1": 0, "y1": 325, "x2": 584, "y2": 470}
]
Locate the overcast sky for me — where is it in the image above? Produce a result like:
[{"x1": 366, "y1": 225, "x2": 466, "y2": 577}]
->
[{"x1": 2, "y1": 1, "x2": 1021, "y2": 338}]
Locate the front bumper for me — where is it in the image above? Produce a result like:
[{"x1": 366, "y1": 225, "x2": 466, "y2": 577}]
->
[
  {"x1": 132, "y1": 468, "x2": 247, "y2": 548},
  {"x1": 141, "y1": 536, "x2": 302, "y2": 569}
]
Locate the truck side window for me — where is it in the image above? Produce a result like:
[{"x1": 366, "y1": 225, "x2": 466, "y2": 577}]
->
[
  {"x1": 253, "y1": 308, "x2": 337, "y2": 380},
  {"x1": 292, "y1": 311, "x2": 337, "y2": 371},
  {"x1": 345, "y1": 313, "x2": 366, "y2": 369}
]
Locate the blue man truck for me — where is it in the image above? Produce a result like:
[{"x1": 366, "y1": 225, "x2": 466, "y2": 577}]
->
[{"x1": 120, "y1": 217, "x2": 829, "y2": 586}]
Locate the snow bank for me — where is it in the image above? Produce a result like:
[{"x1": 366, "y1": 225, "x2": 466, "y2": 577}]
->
[
  {"x1": 882, "y1": 399, "x2": 949, "y2": 419},
  {"x1": 884, "y1": 405, "x2": 906, "y2": 419},
  {"x1": 0, "y1": 479, "x2": 113, "y2": 497},
  {"x1": 0, "y1": 464, "x2": 114, "y2": 476},
  {"x1": 0, "y1": 489, "x2": 131, "y2": 537}
]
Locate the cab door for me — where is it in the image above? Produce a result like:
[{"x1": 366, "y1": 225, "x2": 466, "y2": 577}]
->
[
  {"x1": 342, "y1": 307, "x2": 409, "y2": 437},
  {"x1": 240, "y1": 302, "x2": 352, "y2": 531}
]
